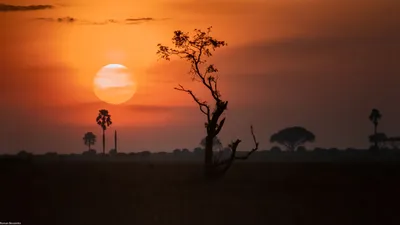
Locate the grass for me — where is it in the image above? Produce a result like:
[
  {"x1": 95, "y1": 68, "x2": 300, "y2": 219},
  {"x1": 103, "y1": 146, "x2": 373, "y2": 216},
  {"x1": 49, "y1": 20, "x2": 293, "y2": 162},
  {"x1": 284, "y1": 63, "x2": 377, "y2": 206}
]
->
[{"x1": 1, "y1": 161, "x2": 399, "y2": 225}]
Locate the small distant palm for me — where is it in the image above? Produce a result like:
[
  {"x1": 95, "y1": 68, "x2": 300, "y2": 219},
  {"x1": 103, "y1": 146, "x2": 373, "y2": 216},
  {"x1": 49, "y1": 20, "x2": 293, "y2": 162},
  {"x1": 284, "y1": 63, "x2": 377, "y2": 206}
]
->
[
  {"x1": 96, "y1": 109, "x2": 112, "y2": 155},
  {"x1": 369, "y1": 108, "x2": 382, "y2": 148},
  {"x1": 83, "y1": 132, "x2": 96, "y2": 151}
]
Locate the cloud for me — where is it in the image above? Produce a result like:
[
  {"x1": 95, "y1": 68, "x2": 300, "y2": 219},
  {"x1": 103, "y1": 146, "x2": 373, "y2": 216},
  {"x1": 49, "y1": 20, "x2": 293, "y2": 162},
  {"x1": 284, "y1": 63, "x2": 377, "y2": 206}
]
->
[
  {"x1": 34, "y1": 17, "x2": 166, "y2": 25},
  {"x1": 0, "y1": 3, "x2": 53, "y2": 12},
  {"x1": 164, "y1": 0, "x2": 265, "y2": 15},
  {"x1": 36, "y1": 17, "x2": 76, "y2": 23},
  {"x1": 125, "y1": 17, "x2": 154, "y2": 22},
  {"x1": 71, "y1": 100, "x2": 194, "y2": 113}
]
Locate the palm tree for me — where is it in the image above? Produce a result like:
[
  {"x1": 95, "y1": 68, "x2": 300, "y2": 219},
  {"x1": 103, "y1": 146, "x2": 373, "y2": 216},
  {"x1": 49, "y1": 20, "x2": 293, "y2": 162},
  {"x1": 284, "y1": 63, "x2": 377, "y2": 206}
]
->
[
  {"x1": 96, "y1": 109, "x2": 112, "y2": 155},
  {"x1": 369, "y1": 108, "x2": 382, "y2": 148},
  {"x1": 83, "y1": 132, "x2": 96, "y2": 151}
]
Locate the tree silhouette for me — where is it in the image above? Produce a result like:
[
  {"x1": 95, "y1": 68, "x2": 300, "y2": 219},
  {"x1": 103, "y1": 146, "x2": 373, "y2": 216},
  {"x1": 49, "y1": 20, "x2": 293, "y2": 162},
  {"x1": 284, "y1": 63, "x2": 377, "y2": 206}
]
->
[
  {"x1": 270, "y1": 127, "x2": 315, "y2": 151},
  {"x1": 96, "y1": 109, "x2": 112, "y2": 155},
  {"x1": 83, "y1": 132, "x2": 96, "y2": 151},
  {"x1": 369, "y1": 108, "x2": 382, "y2": 148},
  {"x1": 82, "y1": 149, "x2": 97, "y2": 156},
  {"x1": 369, "y1": 132, "x2": 387, "y2": 149},
  {"x1": 193, "y1": 147, "x2": 204, "y2": 156},
  {"x1": 200, "y1": 136, "x2": 222, "y2": 150},
  {"x1": 270, "y1": 146, "x2": 282, "y2": 153},
  {"x1": 387, "y1": 137, "x2": 400, "y2": 149},
  {"x1": 157, "y1": 27, "x2": 259, "y2": 178},
  {"x1": 109, "y1": 149, "x2": 117, "y2": 156}
]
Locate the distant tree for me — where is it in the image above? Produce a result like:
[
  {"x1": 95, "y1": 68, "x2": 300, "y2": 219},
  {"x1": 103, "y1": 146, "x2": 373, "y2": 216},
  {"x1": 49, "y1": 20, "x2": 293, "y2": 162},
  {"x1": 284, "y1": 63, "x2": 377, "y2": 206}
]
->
[
  {"x1": 313, "y1": 148, "x2": 328, "y2": 152},
  {"x1": 82, "y1": 149, "x2": 97, "y2": 156},
  {"x1": 17, "y1": 150, "x2": 32, "y2": 159},
  {"x1": 387, "y1": 137, "x2": 400, "y2": 149},
  {"x1": 181, "y1": 148, "x2": 191, "y2": 154},
  {"x1": 109, "y1": 149, "x2": 117, "y2": 156},
  {"x1": 270, "y1": 127, "x2": 315, "y2": 151},
  {"x1": 270, "y1": 146, "x2": 282, "y2": 153},
  {"x1": 157, "y1": 27, "x2": 259, "y2": 178},
  {"x1": 345, "y1": 148, "x2": 358, "y2": 152},
  {"x1": 173, "y1": 149, "x2": 181, "y2": 156},
  {"x1": 297, "y1": 146, "x2": 307, "y2": 152},
  {"x1": 96, "y1": 109, "x2": 112, "y2": 155},
  {"x1": 44, "y1": 152, "x2": 58, "y2": 157},
  {"x1": 200, "y1": 136, "x2": 222, "y2": 150},
  {"x1": 369, "y1": 133, "x2": 387, "y2": 149},
  {"x1": 369, "y1": 108, "x2": 382, "y2": 148},
  {"x1": 83, "y1": 132, "x2": 96, "y2": 151},
  {"x1": 327, "y1": 148, "x2": 339, "y2": 153},
  {"x1": 137, "y1": 151, "x2": 151, "y2": 157},
  {"x1": 116, "y1": 152, "x2": 127, "y2": 157},
  {"x1": 313, "y1": 147, "x2": 326, "y2": 153},
  {"x1": 193, "y1": 147, "x2": 204, "y2": 156}
]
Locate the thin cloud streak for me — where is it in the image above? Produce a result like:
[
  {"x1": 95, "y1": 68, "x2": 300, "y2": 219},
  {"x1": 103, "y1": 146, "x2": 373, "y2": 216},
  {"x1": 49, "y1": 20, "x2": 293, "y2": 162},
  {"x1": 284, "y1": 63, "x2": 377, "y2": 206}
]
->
[
  {"x1": 0, "y1": 3, "x2": 53, "y2": 12},
  {"x1": 34, "y1": 17, "x2": 167, "y2": 25}
]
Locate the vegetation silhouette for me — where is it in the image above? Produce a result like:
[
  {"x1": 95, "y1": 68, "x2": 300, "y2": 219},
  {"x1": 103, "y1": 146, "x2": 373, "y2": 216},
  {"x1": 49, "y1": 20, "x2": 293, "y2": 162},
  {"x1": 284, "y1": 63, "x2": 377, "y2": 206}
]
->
[
  {"x1": 270, "y1": 126, "x2": 315, "y2": 151},
  {"x1": 200, "y1": 136, "x2": 222, "y2": 150},
  {"x1": 386, "y1": 137, "x2": 400, "y2": 149},
  {"x1": 5, "y1": 145, "x2": 400, "y2": 164},
  {"x1": 369, "y1": 133, "x2": 387, "y2": 149},
  {"x1": 83, "y1": 132, "x2": 96, "y2": 151},
  {"x1": 114, "y1": 130, "x2": 118, "y2": 153},
  {"x1": 369, "y1": 108, "x2": 382, "y2": 148},
  {"x1": 109, "y1": 148, "x2": 117, "y2": 156},
  {"x1": 157, "y1": 27, "x2": 259, "y2": 178},
  {"x1": 96, "y1": 109, "x2": 112, "y2": 155},
  {"x1": 82, "y1": 149, "x2": 97, "y2": 156}
]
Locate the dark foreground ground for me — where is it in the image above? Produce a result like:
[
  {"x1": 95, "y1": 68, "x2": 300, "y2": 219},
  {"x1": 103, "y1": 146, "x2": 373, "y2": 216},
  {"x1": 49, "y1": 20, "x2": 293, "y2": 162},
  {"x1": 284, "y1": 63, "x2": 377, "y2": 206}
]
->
[{"x1": 1, "y1": 161, "x2": 400, "y2": 225}]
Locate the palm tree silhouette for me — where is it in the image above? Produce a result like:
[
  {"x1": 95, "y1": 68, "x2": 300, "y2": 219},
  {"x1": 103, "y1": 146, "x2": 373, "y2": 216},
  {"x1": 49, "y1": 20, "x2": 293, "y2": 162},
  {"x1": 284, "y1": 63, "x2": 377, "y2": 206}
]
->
[
  {"x1": 96, "y1": 109, "x2": 112, "y2": 155},
  {"x1": 83, "y1": 132, "x2": 96, "y2": 151},
  {"x1": 369, "y1": 108, "x2": 382, "y2": 148}
]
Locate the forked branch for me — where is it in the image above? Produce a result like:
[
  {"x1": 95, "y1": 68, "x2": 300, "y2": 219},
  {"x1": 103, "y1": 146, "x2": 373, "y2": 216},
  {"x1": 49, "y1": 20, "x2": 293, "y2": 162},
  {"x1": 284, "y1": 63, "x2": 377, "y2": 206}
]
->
[{"x1": 214, "y1": 125, "x2": 259, "y2": 168}]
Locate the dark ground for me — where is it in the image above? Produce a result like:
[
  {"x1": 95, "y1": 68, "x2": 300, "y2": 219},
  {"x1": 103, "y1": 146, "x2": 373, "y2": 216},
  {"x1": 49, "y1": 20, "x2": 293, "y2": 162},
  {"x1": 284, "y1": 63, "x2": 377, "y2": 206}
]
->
[{"x1": 1, "y1": 161, "x2": 399, "y2": 225}]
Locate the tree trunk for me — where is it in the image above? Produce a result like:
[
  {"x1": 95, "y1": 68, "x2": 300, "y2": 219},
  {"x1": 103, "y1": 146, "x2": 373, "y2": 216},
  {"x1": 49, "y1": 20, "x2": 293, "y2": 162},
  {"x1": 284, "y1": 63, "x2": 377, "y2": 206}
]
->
[
  {"x1": 204, "y1": 135, "x2": 214, "y2": 175},
  {"x1": 114, "y1": 130, "x2": 117, "y2": 153},
  {"x1": 88, "y1": 143, "x2": 91, "y2": 151},
  {"x1": 103, "y1": 130, "x2": 105, "y2": 155},
  {"x1": 374, "y1": 124, "x2": 378, "y2": 148}
]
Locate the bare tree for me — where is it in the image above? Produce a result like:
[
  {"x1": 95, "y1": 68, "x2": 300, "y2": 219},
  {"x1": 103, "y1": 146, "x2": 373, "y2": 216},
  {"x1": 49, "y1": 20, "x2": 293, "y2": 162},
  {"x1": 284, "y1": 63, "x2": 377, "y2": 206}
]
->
[{"x1": 157, "y1": 27, "x2": 259, "y2": 178}]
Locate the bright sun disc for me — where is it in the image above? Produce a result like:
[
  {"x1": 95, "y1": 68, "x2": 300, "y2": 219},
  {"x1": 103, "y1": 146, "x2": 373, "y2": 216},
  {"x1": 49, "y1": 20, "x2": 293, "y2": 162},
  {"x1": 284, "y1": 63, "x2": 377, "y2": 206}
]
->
[{"x1": 93, "y1": 64, "x2": 137, "y2": 105}]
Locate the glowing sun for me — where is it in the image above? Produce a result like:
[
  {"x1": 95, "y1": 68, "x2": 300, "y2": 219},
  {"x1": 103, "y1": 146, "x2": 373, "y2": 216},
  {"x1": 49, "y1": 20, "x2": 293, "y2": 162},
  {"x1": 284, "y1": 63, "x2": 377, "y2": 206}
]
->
[{"x1": 93, "y1": 64, "x2": 137, "y2": 105}]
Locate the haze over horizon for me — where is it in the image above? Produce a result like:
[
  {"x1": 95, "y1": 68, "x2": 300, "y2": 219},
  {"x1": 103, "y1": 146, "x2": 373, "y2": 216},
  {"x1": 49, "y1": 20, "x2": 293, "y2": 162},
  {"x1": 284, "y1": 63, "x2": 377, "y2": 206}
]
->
[{"x1": 1, "y1": 0, "x2": 399, "y2": 154}]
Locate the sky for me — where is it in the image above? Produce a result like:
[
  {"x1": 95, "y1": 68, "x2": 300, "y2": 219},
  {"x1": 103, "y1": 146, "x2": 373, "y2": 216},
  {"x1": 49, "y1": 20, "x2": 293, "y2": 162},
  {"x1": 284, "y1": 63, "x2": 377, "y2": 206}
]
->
[{"x1": 0, "y1": 0, "x2": 399, "y2": 154}]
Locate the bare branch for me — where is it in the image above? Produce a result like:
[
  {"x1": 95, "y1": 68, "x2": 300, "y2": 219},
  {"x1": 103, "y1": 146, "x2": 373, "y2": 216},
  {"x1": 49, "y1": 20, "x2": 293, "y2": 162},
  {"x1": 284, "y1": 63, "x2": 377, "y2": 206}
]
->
[
  {"x1": 234, "y1": 125, "x2": 259, "y2": 160},
  {"x1": 214, "y1": 117, "x2": 226, "y2": 136},
  {"x1": 174, "y1": 84, "x2": 211, "y2": 122},
  {"x1": 213, "y1": 125, "x2": 259, "y2": 168},
  {"x1": 157, "y1": 27, "x2": 227, "y2": 106}
]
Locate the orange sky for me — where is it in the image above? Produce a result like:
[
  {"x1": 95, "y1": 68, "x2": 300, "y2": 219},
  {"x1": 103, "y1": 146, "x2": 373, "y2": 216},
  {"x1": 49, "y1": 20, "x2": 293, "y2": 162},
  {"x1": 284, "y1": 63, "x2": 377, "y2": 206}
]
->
[{"x1": 1, "y1": 0, "x2": 399, "y2": 153}]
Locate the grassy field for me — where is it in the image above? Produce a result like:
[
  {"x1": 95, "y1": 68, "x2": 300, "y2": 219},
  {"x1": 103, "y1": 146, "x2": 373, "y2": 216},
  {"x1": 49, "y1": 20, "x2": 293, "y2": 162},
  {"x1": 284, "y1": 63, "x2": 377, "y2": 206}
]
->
[{"x1": 1, "y1": 161, "x2": 399, "y2": 225}]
